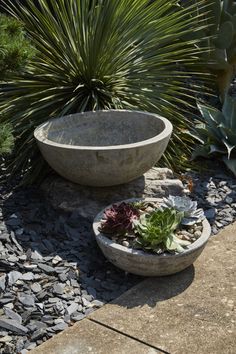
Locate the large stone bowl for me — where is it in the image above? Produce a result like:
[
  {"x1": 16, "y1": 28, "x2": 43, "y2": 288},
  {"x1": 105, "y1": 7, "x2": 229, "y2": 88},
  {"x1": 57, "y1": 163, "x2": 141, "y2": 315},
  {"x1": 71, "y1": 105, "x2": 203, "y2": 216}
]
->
[
  {"x1": 93, "y1": 198, "x2": 211, "y2": 276},
  {"x1": 34, "y1": 110, "x2": 172, "y2": 186}
]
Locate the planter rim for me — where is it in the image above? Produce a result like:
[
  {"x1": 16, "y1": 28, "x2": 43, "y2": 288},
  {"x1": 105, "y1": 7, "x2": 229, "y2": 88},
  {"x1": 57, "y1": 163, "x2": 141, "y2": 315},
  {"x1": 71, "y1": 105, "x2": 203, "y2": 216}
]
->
[
  {"x1": 93, "y1": 197, "x2": 211, "y2": 259},
  {"x1": 34, "y1": 109, "x2": 172, "y2": 151}
]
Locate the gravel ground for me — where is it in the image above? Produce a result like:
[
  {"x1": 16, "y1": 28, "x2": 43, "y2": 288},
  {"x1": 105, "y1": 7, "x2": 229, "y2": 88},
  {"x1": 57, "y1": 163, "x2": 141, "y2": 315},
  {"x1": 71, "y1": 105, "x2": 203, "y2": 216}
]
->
[
  {"x1": 187, "y1": 162, "x2": 236, "y2": 234},
  {"x1": 0, "y1": 160, "x2": 141, "y2": 354},
  {"x1": 0, "y1": 159, "x2": 236, "y2": 353}
]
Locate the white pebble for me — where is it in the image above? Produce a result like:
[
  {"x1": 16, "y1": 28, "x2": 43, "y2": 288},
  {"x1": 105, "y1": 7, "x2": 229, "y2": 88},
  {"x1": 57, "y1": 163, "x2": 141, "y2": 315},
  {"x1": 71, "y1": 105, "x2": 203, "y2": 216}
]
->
[{"x1": 122, "y1": 241, "x2": 129, "y2": 247}]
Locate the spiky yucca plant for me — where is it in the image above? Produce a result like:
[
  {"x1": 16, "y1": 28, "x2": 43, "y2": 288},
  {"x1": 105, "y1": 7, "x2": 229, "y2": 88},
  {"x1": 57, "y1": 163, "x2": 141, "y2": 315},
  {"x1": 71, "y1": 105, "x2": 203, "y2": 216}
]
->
[{"x1": 0, "y1": 0, "x2": 211, "y2": 183}]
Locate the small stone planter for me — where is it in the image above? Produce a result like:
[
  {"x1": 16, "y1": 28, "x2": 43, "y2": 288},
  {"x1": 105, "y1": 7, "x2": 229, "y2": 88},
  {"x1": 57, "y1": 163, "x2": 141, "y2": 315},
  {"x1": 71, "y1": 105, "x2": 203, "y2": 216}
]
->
[{"x1": 93, "y1": 198, "x2": 211, "y2": 276}]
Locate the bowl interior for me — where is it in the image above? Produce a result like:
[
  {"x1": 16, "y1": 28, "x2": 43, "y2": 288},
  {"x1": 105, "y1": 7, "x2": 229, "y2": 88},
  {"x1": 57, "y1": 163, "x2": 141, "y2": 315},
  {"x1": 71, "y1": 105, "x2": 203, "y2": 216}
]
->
[{"x1": 37, "y1": 110, "x2": 166, "y2": 147}]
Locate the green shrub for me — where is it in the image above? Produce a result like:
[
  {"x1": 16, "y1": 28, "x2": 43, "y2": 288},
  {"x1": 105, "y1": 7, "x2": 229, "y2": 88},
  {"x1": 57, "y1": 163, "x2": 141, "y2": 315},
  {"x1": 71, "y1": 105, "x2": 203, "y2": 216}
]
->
[
  {"x1": 0, "y1": 13, "x2": 35, "y2": 78},
  {"x1": 0, "y1": 14, "x2": 34, "y2": 157},
  {"x1": 0, "y1": 0, "x2": 212, "y2": 183}
]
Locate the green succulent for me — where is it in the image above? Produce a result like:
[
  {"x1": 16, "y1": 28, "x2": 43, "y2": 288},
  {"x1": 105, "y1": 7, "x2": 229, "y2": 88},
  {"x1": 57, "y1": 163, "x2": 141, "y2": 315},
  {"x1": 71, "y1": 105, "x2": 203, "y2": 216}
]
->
[
  {"x1": 193, "y1": 94, "x2": 236, "y2": 176},
  {"x1": 0, "y1": 0, "x2": 212, "y2": 184},
  {"x1": 134, "y1": 208, "x2": 190, "y2": 253}
]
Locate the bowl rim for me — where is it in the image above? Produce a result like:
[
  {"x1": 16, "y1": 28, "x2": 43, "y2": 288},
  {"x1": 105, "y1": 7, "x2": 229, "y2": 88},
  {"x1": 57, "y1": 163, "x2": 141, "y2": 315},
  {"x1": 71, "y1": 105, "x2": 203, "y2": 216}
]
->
[
  {"x1": 34, "y1": 109, "x2": 173, "y2": 151},
  {"x1": 93, "y1": 197, "x2": 211, "y2": 259}
]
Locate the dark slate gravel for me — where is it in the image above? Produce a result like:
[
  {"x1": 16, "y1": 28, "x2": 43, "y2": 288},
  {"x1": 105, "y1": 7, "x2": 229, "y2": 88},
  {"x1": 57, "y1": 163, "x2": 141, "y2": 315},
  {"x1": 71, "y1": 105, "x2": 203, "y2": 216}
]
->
[
  {"x1": 0, "y1": 160, "x2": 141, "y2": 353},
  {"x1": 185, "y1": 162, "x2": 236, "y2": 235},
  {"x1": 0, "y1": 157, "x2": 236, "y2": 353}
]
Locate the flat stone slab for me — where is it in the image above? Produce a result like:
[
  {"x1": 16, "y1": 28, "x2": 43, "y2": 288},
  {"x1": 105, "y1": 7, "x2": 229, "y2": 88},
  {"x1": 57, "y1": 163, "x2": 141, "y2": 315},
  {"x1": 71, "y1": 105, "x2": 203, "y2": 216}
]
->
[
  {"x1": 89, "y1": 222, "x2": 236, "y2": 353},
  {"x1": 41, "y1": 167, "x2": 184, "y2": 218},
  {"x1": 31, "y1": 319, "x2": 161, "y2": 354}
]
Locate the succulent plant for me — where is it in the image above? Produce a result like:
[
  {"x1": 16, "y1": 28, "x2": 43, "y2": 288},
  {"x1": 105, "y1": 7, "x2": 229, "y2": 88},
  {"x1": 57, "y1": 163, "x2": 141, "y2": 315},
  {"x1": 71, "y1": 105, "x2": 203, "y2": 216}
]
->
[
  {"x1": 162, "y1": 195, "x2": 205, "y2": 225},
  {"x1": 134, "y1": 208, "x2": 190, "y2": 253},
  {"x1": 99, "y1": 202, "x2": 140, "y2": 235},
  {"x1": 193, "y1": 95, "x2": 236, "y2": 176}
]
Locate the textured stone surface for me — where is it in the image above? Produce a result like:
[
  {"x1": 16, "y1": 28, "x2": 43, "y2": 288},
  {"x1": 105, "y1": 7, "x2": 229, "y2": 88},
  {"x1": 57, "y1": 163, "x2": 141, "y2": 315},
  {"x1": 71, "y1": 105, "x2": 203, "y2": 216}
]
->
[
  {"x1": 34, "y1": 110, "x2": 172, "y2": 186},
  {"x1": 89, "y1": 221, "x2": 236, "y2": 353},
  {"x1": 31, "y1": 319, "x2": 161, "y2": 354},
  {"x1": 0, "y1": 319, "x2": 28, "y2": 335},
  {"x1": 41, "y1": 167, "x2": 184, "y2": 218}
]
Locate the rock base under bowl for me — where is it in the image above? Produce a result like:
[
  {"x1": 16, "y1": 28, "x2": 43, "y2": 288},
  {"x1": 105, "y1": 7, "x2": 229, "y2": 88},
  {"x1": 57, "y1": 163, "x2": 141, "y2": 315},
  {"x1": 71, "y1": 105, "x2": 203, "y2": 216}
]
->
[{"x1": 41, "y1": 168, "x2": 186, "y2": 219}]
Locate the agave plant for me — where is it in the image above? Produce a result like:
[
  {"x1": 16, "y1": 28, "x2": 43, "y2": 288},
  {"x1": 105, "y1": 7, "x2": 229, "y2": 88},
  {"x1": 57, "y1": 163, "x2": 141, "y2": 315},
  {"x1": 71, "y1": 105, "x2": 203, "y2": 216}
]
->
[
  {"x1": 162, "y1": 195, "x2": 205, "y2": 225},
  {"x1": 134, "y1": 208, "x2": 190, "y2": 253},
  {"x1": 0, "y1": 0, "x2": 212, "y2": 183},
  {"x1": 193, "y1": 95, "x2": 236, "y2": 176}
]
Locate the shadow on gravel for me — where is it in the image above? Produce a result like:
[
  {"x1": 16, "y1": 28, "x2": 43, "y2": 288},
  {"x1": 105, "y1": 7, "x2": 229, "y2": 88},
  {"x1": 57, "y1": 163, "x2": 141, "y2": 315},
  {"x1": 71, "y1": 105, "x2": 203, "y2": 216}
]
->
[
  {"x1": 111, "y1": 265, "x2": 195, "y2": 309},
  {"x1": 1, "y1": 184, "x2": 142, "y2": 304}
]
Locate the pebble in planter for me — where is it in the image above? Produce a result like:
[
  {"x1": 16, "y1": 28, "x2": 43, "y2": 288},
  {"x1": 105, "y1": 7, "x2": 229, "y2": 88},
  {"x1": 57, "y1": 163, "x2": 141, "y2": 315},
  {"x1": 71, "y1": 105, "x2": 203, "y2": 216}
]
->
[{"x1": 93, "y1": 197, "x2": 211, "y2": 276}]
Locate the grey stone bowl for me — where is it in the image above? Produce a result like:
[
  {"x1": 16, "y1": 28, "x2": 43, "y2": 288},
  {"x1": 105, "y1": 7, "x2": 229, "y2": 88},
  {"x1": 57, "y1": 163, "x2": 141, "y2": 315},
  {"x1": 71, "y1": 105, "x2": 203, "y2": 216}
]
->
[
  {"x1": 93, "y1": 198, "x2": 211, "y2": 276},
  {"x1": 34, "y1": 110, "x2": 172, "y2": 186}
]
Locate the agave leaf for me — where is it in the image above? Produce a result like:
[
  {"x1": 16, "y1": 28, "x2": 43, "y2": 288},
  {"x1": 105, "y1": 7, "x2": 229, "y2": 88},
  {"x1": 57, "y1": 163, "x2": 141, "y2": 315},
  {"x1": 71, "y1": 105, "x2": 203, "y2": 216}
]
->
[
  {"x1": 222, "y1": 138, "x2": 236, "y2": 159},
  {"x1": 193, "y1": 125, "x2": 209, "y2": 142},
  {"x1": 222, "y1": 94, "x2": 236, "y2": 131},
  {"x1": 208, "y1": 48, "x2": 230, "y2": 71},
  {"x1": 232, "y1": 14, "x2": 236, "y2": 30},
  {"x1": 219, "y1": 125, "x2": 236, "y2": 143},
  {"x1": 223, "y1": 156, "x2": 236, "y2": 176},
  {"x1": 209, "y1": 144, "x2": 226, "y2": 154},
  {"x1": 197, "y1": 103, "x2": 225, "y2": 142},
  {"x1": 214, "y1": 21, "x2": 234, "y2": 49},
  {"x1": 221, "y1": 8, "x2": 233, "y2": 23},
  {"x1": 192, "y1": 144, "x2": 211, "y2": 159},
  {"x1": 198, "y1": 103, "x2": 225, "y2": 125}
]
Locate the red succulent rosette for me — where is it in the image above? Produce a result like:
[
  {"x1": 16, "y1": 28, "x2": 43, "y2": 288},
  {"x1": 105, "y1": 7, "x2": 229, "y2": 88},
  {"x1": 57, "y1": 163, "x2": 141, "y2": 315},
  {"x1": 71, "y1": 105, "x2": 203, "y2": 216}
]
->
[{"x1": 100, "y1": 202, "x2": 140, "y2": 235}]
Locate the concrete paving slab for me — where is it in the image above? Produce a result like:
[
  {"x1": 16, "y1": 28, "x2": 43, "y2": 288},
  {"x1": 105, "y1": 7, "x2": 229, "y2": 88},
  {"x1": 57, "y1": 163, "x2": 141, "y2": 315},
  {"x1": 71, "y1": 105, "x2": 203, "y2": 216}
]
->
[
  {"x1": 89, "y1": 222, "x2": 236, "y2": 354},
  {"x1": 31, "y1": 319, "x2": 162, "y2": 354}
]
